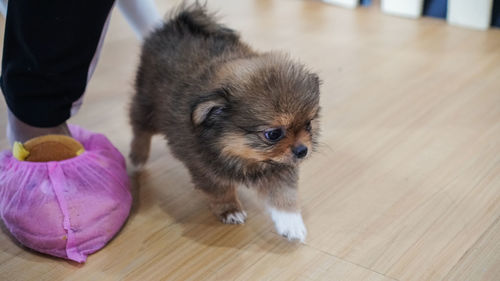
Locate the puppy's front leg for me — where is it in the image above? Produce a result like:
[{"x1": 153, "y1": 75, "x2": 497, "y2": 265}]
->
[
  {"x1": 129, "y1": 128, "x2": 153, "y2": 170},
  {"x1": 197, "y1": 180, "x2": 247, "y2": 224},
  {"x1": 257, "y1": 181, "x2": 307, "y2": 243}
]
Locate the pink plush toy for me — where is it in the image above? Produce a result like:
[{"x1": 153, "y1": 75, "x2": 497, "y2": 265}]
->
[{"x1": 0, "y1": 125, "x2": 131, "y2": 262}]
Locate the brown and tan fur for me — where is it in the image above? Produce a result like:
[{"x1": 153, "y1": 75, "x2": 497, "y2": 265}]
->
[{"x1": 130, "y1": 3, "x2": 320, "y2": 241}]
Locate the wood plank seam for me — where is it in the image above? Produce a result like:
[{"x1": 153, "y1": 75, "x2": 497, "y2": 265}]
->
[
  {"x1": 442, "y1": 215, "x2": 500, "y2": 280},
  {"x1": 307, "y1": 243, "x2": 401, "y2": 281}
]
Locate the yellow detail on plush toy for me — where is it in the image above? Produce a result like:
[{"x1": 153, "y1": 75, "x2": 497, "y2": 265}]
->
[{"x1": 13, "y1": 142, "x2": 30, "y2": 161}]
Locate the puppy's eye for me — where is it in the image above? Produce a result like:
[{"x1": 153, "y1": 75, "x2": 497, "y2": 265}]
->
[
  {"x1": 210, "y1": 106, "x2": 224, "y2": 116},
  {"x1": 264, "y1": 128, "x2": 285, "y2": 142},
  {"x1": 305, "y1": 120, "x2": 312, "y2": 132}
]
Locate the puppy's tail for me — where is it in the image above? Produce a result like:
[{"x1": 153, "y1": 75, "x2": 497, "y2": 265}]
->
[{"x1": 167, "y1": 1, "x2": 237, "y2": 39}]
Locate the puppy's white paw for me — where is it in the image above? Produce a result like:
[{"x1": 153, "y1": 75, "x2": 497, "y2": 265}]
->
[
  {"x1": 221, "y1": 211, "x2": 247, "y2": 224},
  {"x1": 268, "y1": 207, "x2": 307, "y2": 243}
]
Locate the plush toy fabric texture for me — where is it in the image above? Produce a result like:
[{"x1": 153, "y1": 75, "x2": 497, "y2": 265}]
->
[{"x1": 0, "y1": 125, "x2": 131, "y2": 262}]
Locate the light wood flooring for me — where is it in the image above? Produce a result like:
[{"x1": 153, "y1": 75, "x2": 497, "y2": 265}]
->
[{"x1": 0, "y1": 0, "x2": 499, "y2": 280}]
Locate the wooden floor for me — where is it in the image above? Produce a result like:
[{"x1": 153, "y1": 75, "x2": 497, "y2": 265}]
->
[{"x1": 1, "y1": 0, "x2": 499, "y2": 280}]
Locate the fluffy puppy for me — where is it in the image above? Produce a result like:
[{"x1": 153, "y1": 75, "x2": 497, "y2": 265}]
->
[{"x1": 130, "y1": 4, "x2": 320, "y2": 242}]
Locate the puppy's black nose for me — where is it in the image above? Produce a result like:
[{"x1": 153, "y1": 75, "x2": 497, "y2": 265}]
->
[{"x1": 292, "y1": 145, "x2": 308, "y2": 159}]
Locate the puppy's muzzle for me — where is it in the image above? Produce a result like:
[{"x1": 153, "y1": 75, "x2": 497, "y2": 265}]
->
[{"x1": 292, "y1": 145, "x2": 308, "y2": 159}]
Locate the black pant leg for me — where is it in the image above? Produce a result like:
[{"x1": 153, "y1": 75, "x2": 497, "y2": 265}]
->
[{"x1": 1, "y1": 0, "x2": 115, "y2": 127}]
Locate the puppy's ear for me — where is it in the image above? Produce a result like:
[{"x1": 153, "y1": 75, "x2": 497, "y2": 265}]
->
[
  {"x1": 191, "y1": 90, "x2": 229, "y2": 126},
  {"x1": 309, "y1": 73, "x2": 321, "y2": 93}
]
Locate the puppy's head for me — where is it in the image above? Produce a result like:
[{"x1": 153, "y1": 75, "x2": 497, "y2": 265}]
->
[{"x1": 192, "y1": 53, "x2": 320, "y2": 168}]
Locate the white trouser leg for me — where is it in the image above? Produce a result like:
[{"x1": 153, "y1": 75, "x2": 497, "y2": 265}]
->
[
  {"x1": 0, "y1": 0, "x2": 8, "y2": 16},
  {"x1": 117, "y1": 0, "x2": 163, "y2": 40}
]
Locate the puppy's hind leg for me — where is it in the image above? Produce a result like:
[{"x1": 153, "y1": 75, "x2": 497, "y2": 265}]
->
[{"x1": 129, "y1": 128, "x2": 153, "y2": 171}]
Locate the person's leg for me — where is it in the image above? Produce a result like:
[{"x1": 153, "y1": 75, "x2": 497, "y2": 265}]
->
[
  {"x1": 117, "y1": 0, "x2": 162, "y2": 40},
  {"x1": 0, "y1": 0, "x2": 7, "y2": 16},
  {"x1": 1, "y1": 0, "x2": 115, "y2": 145},
  {"x1": 6, "y1": 109, "x2": 70, "y2": 145}
]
